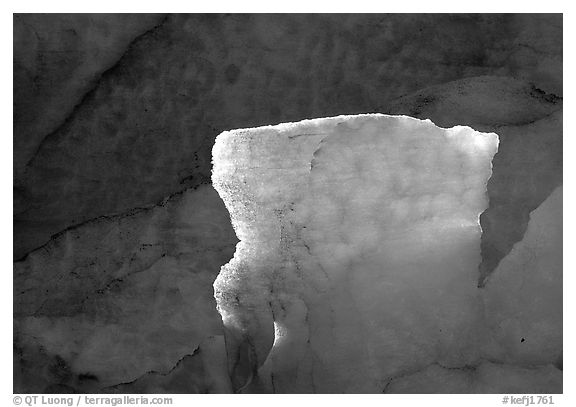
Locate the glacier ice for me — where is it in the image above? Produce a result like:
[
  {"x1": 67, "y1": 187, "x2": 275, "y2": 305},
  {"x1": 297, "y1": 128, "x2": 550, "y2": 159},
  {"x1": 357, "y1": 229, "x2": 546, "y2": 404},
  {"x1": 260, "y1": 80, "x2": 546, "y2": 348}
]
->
[
  {"x1": 481, "y1": 187, "x2": 562, "y2": 366},
  {"x1": 212, "y1": 114, "x2": 560, "y2": 393}
]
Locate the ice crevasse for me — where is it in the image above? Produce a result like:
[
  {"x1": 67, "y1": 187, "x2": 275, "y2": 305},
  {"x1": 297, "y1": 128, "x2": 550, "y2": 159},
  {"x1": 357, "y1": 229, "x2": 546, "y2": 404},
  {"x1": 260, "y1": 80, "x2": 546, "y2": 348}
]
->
[{"x1": 211, "y1": 114, "x2": 561, "y2": 393}]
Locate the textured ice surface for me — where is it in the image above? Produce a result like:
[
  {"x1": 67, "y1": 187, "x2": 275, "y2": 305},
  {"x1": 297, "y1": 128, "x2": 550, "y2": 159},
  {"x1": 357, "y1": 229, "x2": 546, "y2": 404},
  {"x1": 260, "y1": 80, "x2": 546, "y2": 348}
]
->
[
  {"x1": 385, "y1": 361, "x2": 562, "y2": 394},
  {"x1": 13, "y1": 15, "x2": 562, "y2": 394},
  {"x1": 14, "y1": 15, "x2": 562, "y2": 260},
  {"x1": 387, "y1": 188, "x2": 563, "y2": 393},
  {"x1": 212, "y1": 114, "x2": 499, "y2": 392},
  {"x1": 481, "y1": 187, "x2": 562, "y2": 366},
  {"x1": 388, "y1": 76, "x2": 562, "y2": 283},
  {"x1": 13, "y1": 185, "x2": 237, "y2": 392}
]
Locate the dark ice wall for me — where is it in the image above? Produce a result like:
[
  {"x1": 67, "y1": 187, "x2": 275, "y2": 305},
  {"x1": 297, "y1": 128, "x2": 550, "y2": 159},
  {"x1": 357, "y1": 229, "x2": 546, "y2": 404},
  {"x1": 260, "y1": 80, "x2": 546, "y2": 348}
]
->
[{"x1": 13, "y1": 14, "x2": 562, "y2": 393}]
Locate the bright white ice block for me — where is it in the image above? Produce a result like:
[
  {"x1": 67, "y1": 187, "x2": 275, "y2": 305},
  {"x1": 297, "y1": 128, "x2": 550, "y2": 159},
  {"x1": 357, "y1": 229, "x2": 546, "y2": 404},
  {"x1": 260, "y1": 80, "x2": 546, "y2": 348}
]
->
[{"x1": 212, "y1": 114, "x2": 499, "y2": 393}]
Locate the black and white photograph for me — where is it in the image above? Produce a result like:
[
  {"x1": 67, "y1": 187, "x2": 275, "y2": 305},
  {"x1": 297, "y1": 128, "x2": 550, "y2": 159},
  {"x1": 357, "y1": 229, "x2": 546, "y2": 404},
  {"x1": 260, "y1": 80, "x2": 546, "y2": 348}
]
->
[{"x1": 7, "y1": 3, "x2": 571, "y2": 402}]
